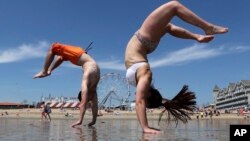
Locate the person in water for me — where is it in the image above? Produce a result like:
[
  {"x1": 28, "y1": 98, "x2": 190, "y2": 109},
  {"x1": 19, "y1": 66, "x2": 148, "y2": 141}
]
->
[
  {"x1": 125, "y1": 0, "x2": 228, "y2": 134},
  {"x1": 33, "y1": 42, "x2": 100, "y2": 127}
]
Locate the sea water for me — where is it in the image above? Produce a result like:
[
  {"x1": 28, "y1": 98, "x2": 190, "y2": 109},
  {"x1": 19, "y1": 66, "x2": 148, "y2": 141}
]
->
[{"x1": 0, "y1": 118, "x2": 249, "y2": 141}]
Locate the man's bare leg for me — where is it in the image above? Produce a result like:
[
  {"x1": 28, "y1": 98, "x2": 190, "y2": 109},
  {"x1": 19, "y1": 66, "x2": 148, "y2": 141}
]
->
[{"x1": 33, "y1": 48, "x2": 55, "y2": 78}]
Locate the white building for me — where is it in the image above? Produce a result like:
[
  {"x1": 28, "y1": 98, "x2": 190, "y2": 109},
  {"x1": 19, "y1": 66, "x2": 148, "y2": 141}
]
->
[{"x1": 213, "y1": 80, "x2": 250, "y2": 110}]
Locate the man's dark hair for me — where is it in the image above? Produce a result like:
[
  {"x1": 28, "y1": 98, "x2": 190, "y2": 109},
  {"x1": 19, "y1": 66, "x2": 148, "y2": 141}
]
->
[{"x1": 78, "y1": 91, "x2": 81, "y2": 102}]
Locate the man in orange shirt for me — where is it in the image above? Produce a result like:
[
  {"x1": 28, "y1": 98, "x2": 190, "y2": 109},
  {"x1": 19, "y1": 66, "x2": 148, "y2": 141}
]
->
[{"x1": 33, "y1": 42, "x2": 100, "y2": 127}]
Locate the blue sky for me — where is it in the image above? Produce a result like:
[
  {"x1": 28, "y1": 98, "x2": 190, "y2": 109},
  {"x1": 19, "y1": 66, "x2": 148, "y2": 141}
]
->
[{"x1": 0, "y1": 0, "x2": 250, "y2": 106}]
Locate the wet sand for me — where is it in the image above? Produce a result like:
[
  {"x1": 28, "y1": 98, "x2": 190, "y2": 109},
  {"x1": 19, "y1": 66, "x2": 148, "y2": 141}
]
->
[
  {"x1": 1, "y1": 116, "x2": 250, "y2": 141},
  {"x1": 1, "y1": 108, "x2": 250, "y2": 140},
  {"x1": 1, "y1": 108, "x2": 249, "y2": 120}
]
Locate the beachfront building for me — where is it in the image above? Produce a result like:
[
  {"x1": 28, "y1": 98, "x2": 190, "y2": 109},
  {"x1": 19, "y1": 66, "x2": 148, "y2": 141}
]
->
[
  {"x1": 213, "y1": 80, "x2": 250, "y2": 111},
  {"x1": 0, "y1": 102, "x2": 30, "y2": 109}
]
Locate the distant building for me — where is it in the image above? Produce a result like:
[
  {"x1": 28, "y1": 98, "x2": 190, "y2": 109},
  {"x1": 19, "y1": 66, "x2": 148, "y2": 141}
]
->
[
  {"x1": 40, "y1": 96, "x2": 80, "y2": 109},
  {"x1": 213, "y1": 80, "x2": 250, "y2": 110},
  {"x1": 203, "y1": 104, "x2": 215, "y2": 110},
  {"x1": 0, "y1": 102, "x2": 29, "y2": 109}
]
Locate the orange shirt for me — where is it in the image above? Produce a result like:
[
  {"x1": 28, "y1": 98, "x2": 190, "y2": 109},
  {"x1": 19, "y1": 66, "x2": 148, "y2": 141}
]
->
[{"x1": 51, "y1": 42, "x2": 86, "y2": 65}]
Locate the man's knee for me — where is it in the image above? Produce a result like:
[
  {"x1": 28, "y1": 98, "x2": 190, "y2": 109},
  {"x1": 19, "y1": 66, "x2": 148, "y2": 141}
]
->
[{"x1": 167, "y1": 0, "x2": 181, "y2": 10}]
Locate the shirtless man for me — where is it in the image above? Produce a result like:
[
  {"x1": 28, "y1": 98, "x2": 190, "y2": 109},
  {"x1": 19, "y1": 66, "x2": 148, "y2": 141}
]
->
[
  {"x1": 125, "y1": 0, "x2": 228, "y2": 134},
  {"x1": 33, "y1": 42, "x2": 100, "y2": 127}
]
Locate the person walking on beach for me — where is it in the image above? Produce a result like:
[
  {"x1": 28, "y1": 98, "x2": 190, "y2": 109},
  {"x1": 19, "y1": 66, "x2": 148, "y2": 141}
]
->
[
  {"x1": 45, "y1": 103, "x2": 52, "y2": 121},
  {"x1": 41, "y1": 101, "x2": 47, "y2": 121},
  {"x1": 125, "y1": 0, "x2": 228, "y2": 134},
  {"x1": 33, "y1": 42, "x2": 100, "y2": 127}
]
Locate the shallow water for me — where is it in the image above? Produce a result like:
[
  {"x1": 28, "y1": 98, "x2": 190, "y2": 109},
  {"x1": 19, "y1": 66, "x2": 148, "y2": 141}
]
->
[{"x1": 0, "y1": 118, "x2": 249, "y2": 141}]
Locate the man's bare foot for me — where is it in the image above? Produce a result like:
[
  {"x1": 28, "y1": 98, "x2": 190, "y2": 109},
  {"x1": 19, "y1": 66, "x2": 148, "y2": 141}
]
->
[
  {"x1": 33, "y1": 71, "x2": 50, "y2": 79},
  {"x1": 197, "y1": 35, "x2": 214, "y2": 43},
  {"x1": 88, "y1": 121, "x2": 96, "y2": 126},
  {"x1": 71, "y1": 121, "x2": 82, "y2": 128},
  {"x1": 205, "y1": 25, "x2": 228, "y2": 35},
  {"x1": 143, "y1": 127, "x2": 161, "y2": 134}
]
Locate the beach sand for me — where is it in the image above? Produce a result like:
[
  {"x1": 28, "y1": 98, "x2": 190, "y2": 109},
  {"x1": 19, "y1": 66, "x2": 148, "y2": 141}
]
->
[{"x1": 1, "y1": 108, "x2": 249, "y2": 120}]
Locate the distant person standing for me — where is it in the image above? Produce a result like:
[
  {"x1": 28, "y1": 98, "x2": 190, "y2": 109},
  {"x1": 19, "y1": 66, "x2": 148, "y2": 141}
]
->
[
  {"x1": 239, "y1": 107, "x2": 244, "y2": 116},
  {"x1": 45, "y1": 103, "x2": 52, "y2": 121},
  {"x1": 41, "y1": 101, "x2": 47, "y2": 121}
]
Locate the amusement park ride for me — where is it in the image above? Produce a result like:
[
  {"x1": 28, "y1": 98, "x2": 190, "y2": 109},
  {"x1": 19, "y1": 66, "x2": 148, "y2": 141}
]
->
[{"x1": 97, "y1": 72, "x2": 133, "y2": 109}]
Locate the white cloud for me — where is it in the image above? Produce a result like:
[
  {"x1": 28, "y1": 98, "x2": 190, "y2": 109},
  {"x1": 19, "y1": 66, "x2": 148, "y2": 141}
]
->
[
  {"x1": 229, "y1": 45, "x2": 250, "y2": 53},
  {"x1": 63, "y1": 60, "x2": 125, "y2": 71},
  {"x1": 0, "y1": 41, "x2": 49, "y2": 63},
  {"x1": 97, "y1": 60, "x2": 125, "y2": 70},
  {"x1": 150, "y1": 44, "x2": 222, "y2": 68},
  {"x1": 150, "y1": 44, "x2": 250, "y2": 68},
  {"x1": 93, "y1": 44, "x2": 250, "y2": 70},
  {"x1": 1, "y1": 41, "x2": 250, "y2": 71}
]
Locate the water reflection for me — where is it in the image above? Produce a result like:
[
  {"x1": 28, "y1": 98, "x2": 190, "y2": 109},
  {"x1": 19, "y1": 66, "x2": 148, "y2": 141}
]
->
[
  {"x1": 0, "y1": 118, "x2": 249, "y2": 141},
  {"x1": 73, "y1": 127, "x2": 85, "y2": 141},
  {"x1": 73, "y1": 126, "x2": 97, "y2": 141}
]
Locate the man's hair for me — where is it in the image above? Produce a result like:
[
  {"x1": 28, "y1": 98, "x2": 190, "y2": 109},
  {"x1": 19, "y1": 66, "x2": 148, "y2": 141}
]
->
[{"x1": 78, "y1": 91, "x2": 81, "y2": 102}]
